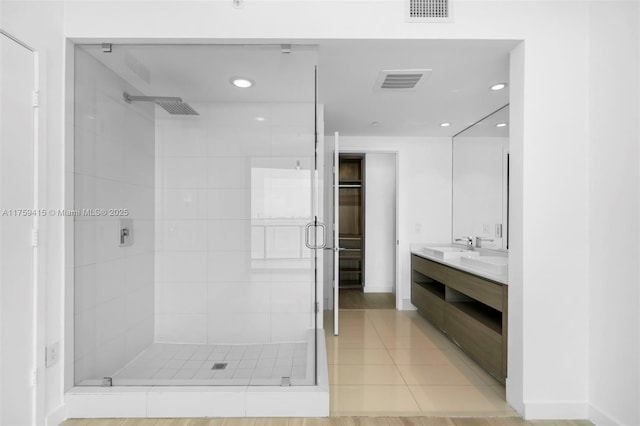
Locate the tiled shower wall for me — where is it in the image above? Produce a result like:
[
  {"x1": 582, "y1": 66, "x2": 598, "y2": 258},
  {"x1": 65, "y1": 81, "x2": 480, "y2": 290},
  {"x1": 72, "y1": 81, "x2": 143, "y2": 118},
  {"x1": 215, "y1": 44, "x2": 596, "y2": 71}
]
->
[
  {"x1": 154, "y1": 103, "x2": 316, "y2": 345},
  {"x1": 74, "y1": 48, "x2": 155, "y2": 383}
]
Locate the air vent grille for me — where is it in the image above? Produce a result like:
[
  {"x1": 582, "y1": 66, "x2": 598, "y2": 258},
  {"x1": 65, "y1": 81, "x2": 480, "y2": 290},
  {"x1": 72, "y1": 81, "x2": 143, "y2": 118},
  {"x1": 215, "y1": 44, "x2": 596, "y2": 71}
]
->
[
  {"x1": 381, "y1": 74, "x2": 423, "y2": 89},
  {"x1": 374, "y1": 69, "x2": 432, "y2": 91},
  {"x1": 406, "y1": 0, "x2": 453, "y2": 22}
]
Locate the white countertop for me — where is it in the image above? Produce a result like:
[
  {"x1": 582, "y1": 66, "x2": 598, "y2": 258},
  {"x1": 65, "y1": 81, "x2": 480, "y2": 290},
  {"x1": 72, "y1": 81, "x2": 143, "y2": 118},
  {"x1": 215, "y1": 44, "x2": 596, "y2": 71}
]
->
[{"x1": 410, "y1": 243, "x2": 509, "y2": 285}]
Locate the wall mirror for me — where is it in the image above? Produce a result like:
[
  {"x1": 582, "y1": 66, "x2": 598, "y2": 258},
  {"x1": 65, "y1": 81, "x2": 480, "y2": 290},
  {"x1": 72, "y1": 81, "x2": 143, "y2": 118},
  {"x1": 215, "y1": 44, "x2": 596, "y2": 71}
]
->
[{"x1": 452, "y1": 105, "x2": 509, "y2": 251}]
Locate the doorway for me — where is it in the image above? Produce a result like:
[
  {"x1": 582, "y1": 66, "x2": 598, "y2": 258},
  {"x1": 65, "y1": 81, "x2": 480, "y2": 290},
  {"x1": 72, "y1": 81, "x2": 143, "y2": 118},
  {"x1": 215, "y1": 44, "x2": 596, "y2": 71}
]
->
[
  {"x1": 338, "y1": 152, "x2": 396, "y2": 310},
  {"x1": 0, "y1": 30, "x2": 37, "y2": 426}
]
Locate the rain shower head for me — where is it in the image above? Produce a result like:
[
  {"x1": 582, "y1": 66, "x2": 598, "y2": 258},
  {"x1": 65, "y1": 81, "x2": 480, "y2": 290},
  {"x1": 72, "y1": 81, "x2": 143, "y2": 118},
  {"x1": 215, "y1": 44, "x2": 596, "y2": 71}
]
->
[{"x1": 123, "y1": 92, "x2": 199, "y2": 115}]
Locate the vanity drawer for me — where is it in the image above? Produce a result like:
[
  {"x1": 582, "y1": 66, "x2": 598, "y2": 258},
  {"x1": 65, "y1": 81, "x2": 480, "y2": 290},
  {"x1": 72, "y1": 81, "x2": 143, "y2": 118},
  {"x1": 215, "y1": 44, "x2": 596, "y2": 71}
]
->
[
  {"x1": 444, "y1": 303, "x2": 503, "y2": 381},
  {"x1": 411, "y1": 281, "x2": 444, "y2": 329},
  {"x1": 412, "y1": 255, "x2": 449, "y2": 283},
  {"x1": 413, "y1": 255, "x2": 503, "y2": 311}
]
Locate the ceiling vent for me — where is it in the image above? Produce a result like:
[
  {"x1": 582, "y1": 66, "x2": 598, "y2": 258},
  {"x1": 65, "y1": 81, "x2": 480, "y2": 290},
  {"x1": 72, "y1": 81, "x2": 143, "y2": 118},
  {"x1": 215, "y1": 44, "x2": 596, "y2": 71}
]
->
[
  {"x1": 406, "y1": 0, "x2": 453, "y2": 23},
  {"x1": 374, "y1": 69, "x2": 432, "y2": 92}
]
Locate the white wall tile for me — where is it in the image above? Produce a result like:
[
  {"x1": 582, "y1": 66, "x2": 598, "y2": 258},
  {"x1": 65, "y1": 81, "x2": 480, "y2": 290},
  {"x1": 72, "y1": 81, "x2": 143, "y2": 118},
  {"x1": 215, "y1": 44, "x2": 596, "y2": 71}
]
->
[
  {"x1": 271, "y1": 313, "x2": 310, "y2": 342},
  {"x1": 207, "y1": 313, "x2": 270, "y2": 344},
  {"x1": 125, "y1": 317, "x2": 154, "y2": 361},
  {"x1": 93, "y1": 219, "x2": 121, "y2": 262},
  {"x1": 74, "y1": 220, "x2": 96, "y2": 267},
  {"x1": 126, "y1": 186, "x2": 155, "y2": 220},
  {"x1": 75, "y1": 309, "x2": 96, "y2": 359},
  {"x1": 74, "y1": 173, "x2": 96, "y2": 210},
  {"x1": 146, "y1": 389, "x2": 245, "y2": 417},
  {"x1": 207, "y1": 251, "x2": 253, "y2": 282},
  {"x1": 207, "y1": 220, "x2": 249, "y2": 251},
  {"x1": 122, "y1": 253, "x2": 154, "y2": 289},
  {"x1": 156, "y1": 314, "x2": 207, "y2": 344},
  {"x1": 270, "y1": 104, "x2": 314, "y2": 127},
  {"x1": 156, "y1": 251, "x2": 207, "y2": 283},
  {"x1": 157, "y1": 120, "x2": 208, "y2": 158},
  {"x1": 163, "y1": 157, "x2": 207, "y2": 189},
  {"x1": 160, "y1": 189, "x2": 207, "y2": 220},
  {"x1": 74, "y1": 49, "x2": 156, "y2": 383},
  {"x1": 95, "y1": 297, "x2": 127, "y2": 346},
  {"x1": 207, "y1": 282, "x2": 269, "y2": 313},
  {"x1": 66, "y1": 392, "x2": 148, "y2": 418},
  {"x1": 270, "y1": 282, "x2": 312, "y2": 313},
  {"x1": 156, "y1": 283, "x2": 207, "y2": 314},
  {"x1": 207, "y1": 127, "x2": 271, "y2": 157},
  {"x1": 207, "y1": 189, "x2": 249, "y2": 220},
  {"x1": 73, "y1": 354, "x2": 96, "y2": 384},
  {"x1": 155, "y1": 102, "x2": 318, "y2": 345},
  {"x1": 95, "y1": 259, "x2": 126, "y2": 305},
  {"x1": 74, "y1": 264, "x2": 96, "y2": 313},
  {"x1": 125, "y1": 283, "x2": 154, "y2": 327},
  {"x1": 161, "y1": 220, "x2": 207, "y2": 251},
  {"x1": 95, "y1": 335, "x2": 127, "y2": 377},
  {"x1": 271, "y1": 127, "x2": 315, "y2": 157},
  {"x1": 207, "y1": 158, "x2": 248, "y2": 189}
]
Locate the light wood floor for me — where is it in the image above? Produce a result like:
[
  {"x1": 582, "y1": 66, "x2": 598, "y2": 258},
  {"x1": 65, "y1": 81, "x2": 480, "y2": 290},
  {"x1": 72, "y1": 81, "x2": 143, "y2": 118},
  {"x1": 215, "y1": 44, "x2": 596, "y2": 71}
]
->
[
  {"x1": 61, "y1": 417, "x2": 595, "y2": 425},
  {"x1": 338, "y1": 289, "x2": 395, "y2": 309}
]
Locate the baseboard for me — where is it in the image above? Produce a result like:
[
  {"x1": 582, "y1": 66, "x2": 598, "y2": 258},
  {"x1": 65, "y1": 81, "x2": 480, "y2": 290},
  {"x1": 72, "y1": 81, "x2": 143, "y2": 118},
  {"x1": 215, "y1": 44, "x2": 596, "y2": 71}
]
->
[
  {"x1": 401, "y1": 298, "x2": 417, "y2": 311},
  {"x1": 363, "y1": 286, "x2": 393, "y2": 294},
  {"x1": 46, "y1": 403, "x2": 67, "y2": 426},
  {"x1": 524, "y1": 400, "x2": 589, "y2": 420},
  {"x1": 505, "y1": 377, "x2": 525, "y2": 416},
  {"x1": 589, "y1": 402, "x2": 623, "y2": 426}
]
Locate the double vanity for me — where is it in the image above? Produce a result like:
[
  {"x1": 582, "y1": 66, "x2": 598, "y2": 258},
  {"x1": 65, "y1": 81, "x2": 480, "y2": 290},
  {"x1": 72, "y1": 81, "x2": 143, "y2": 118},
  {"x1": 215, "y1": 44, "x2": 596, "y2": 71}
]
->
[
  {"x1": 411, "y1": 245, "x2": 508, "y2": 383},
  {"x1": 412, "y1": 104, "x2": 511, "y2": 383}
]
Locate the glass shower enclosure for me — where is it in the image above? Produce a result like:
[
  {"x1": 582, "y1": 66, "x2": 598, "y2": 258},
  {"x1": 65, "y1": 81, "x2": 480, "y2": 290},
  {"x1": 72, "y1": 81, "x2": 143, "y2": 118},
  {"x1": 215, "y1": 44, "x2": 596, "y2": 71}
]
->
[{"x1": 73, "y1": 44, "x2": 320, "y2": 386}]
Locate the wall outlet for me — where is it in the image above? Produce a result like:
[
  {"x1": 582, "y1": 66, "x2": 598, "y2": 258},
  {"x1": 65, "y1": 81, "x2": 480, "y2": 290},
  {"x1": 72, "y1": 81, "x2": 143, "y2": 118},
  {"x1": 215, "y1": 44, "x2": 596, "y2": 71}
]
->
[
  {"x1": 45, "y1": 342, "x2": 59, "y2": 368},
  {"x1": 415, "y1": 223, "x2": 422, "y2": 233},
  {"x1": 495, "y1": 224, "x2": 503, "y2": 238}
]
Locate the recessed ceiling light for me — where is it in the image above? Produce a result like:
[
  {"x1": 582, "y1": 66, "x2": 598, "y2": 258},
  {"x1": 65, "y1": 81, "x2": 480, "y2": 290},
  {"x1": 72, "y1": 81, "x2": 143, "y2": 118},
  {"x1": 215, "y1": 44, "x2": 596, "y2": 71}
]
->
[
  {"x1": 490, "y1": 83, "x2": 507, "y2": 91},
  {"x1": 370, "y1": 121, "x2": 380, "y2": 126},
  {"x1": 440, "y1": 122, "x2": 451, "y2": 127},
  {"x1": 231, "y1": 77, "x2": 253, "y2": 88},
  {"x1": 496, "y1": 123, "x2": 508, "y2": 128},
  {"x1": 255, "y1": 117, "x2": 266, "y2": 122}
]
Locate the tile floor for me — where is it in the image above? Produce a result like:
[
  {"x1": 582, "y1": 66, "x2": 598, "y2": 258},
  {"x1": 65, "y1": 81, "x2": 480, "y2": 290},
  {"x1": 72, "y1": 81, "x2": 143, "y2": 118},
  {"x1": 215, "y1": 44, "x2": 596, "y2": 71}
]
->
[
  {"x1": 325, "y1": 309, "x2": 516, "y2": 417},
  {"x1": 101, "y1": 341, "x2": 309, "y2": 386}
]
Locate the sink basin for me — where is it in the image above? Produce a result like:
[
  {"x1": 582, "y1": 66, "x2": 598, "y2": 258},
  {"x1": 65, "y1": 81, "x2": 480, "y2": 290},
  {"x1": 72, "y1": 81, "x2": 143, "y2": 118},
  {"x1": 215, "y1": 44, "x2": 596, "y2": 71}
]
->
[
  {"x1": 421, "y1": 246, "x2": 480, "y2": 260},
  {"x1": 460, "y1": 256, "x2": 508, "y2": 275}
]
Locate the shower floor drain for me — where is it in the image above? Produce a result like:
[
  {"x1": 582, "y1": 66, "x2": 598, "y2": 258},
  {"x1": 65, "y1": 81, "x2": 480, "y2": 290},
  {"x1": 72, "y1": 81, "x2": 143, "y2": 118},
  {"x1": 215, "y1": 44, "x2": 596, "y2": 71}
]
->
[{"x1": 211, "y1": 362, "x2": 228, "y2": 370}]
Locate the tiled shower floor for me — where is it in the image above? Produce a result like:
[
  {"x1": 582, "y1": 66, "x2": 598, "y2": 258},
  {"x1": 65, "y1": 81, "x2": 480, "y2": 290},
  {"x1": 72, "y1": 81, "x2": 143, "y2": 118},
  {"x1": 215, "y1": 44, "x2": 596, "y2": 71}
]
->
[{"x1": 108, "y1": 341, "x2": 310, "y2": 386}]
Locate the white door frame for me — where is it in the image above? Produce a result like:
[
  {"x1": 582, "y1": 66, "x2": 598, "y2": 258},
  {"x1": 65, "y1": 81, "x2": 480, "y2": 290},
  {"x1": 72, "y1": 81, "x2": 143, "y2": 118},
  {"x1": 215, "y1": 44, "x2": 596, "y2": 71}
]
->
[
  {"x1": 338, "y1": 149, "x2": 400, "y2": 308},
  {"x1": 0, "y1": 28, "x2": 43, "y2": 426}
]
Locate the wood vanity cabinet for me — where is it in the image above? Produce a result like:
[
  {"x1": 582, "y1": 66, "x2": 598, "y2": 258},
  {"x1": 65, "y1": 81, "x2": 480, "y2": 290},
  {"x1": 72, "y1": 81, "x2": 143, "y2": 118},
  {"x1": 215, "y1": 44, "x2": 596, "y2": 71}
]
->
[{"x1": 411, "y1": 254, "x2": 508, "y2": 383}]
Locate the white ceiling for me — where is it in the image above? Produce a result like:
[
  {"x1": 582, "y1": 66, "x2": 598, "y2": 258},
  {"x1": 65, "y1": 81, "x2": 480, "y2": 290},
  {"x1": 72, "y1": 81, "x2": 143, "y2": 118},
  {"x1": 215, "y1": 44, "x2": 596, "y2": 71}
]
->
[
  {"x1": 318, "y1": 40, "x2": 514, "y2": 137},
  {"x1": 83, "y1": 40, "x2": 515, "y2": 137}
]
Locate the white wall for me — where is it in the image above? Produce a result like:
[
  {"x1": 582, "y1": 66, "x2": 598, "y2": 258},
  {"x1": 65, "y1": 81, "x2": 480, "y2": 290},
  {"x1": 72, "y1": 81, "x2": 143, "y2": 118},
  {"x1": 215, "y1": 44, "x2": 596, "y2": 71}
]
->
[
  {"x1": 587, "y1": 2, "x2": 640, "y2": 425},
  {"x1": 1, "y1": 0, "x2": 638, "y2": 424},
  {"x1": 0, "y1": 1, "x2": 67, "y2": 423},
  {"x1": 73, "y1": 48, "x2": 155, "y2": 384},
  {"x1": 339, "y1": 137, "x2": 452, "y2": 308},
  {"x1": 363, "y1": 153, "x2": 396, "y2": 293},
  {"x1": 0, "y1": 31, "x2": 36, "y2": 426},
  {"x1": 154, "y1": 103, "x2": 317, "y2": 344}
]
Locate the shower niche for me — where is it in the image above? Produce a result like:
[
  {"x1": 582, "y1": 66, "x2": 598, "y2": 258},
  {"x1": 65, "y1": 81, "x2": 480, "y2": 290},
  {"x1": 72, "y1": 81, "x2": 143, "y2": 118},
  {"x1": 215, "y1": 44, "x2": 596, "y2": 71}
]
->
[{"x1": 72, "y1": 44, "x2": 322, "y2": 388}]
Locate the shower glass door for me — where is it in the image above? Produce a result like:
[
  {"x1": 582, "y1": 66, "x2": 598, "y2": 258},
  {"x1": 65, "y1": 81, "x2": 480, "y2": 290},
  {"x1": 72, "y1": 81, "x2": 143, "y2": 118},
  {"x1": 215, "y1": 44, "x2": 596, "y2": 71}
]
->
[{"x1": 73, "y1": 44, "x2": 319, "y2": 386}]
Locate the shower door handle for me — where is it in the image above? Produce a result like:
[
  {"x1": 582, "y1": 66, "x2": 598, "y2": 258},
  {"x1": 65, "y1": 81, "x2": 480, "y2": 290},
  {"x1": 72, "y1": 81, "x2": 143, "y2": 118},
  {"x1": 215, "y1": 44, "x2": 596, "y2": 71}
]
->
[{"x1": 304, "y1": 221, "x2": 327, "y2": 249}]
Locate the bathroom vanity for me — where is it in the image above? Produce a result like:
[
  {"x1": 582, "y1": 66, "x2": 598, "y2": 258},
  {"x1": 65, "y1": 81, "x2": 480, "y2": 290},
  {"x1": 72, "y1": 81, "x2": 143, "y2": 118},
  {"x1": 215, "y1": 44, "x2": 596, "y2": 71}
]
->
[{"x1": 411, "y1": 250, "x2": 508, "y2": 383}]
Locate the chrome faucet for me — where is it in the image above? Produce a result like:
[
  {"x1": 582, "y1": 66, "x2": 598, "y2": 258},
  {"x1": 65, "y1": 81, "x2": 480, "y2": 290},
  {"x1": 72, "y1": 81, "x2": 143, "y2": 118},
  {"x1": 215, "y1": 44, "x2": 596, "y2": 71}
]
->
[{"x1": 455, "y1": 236, "x2": 473, "y2": 249}]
